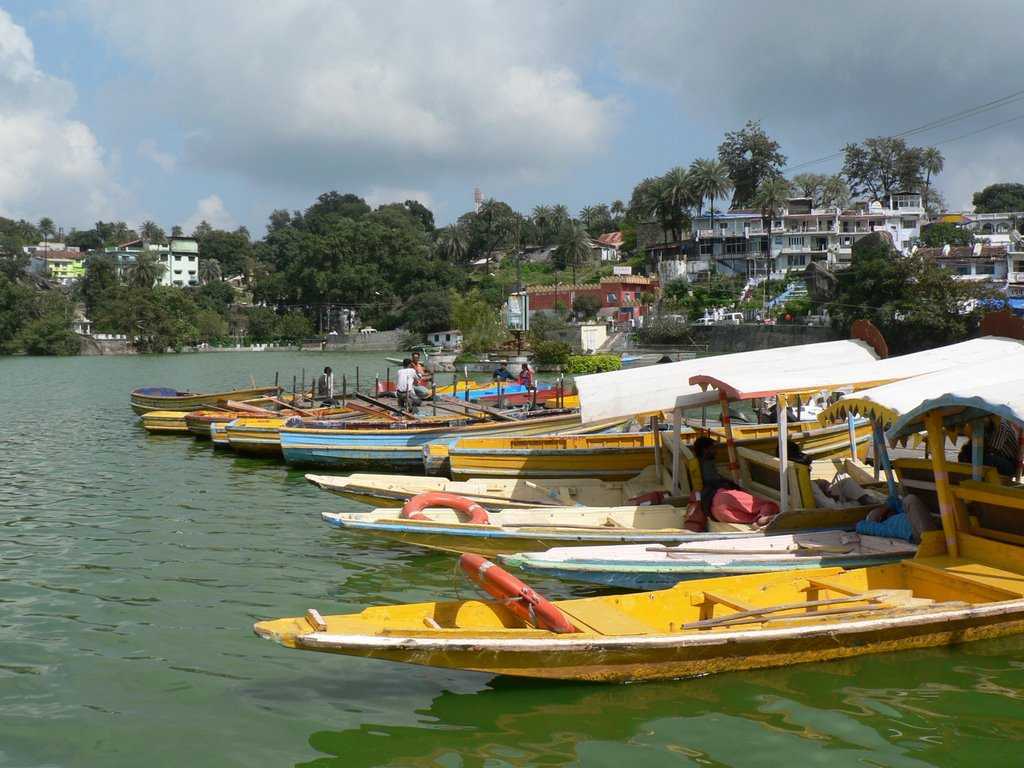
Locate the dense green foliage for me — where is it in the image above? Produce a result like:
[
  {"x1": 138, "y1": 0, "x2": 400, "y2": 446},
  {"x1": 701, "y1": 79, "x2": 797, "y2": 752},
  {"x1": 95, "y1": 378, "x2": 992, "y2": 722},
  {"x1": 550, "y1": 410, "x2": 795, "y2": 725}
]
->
[
  {"x1": 717, "y1": 121, "x2": 786, "y2": 208},
  {"x1": 634, "y1": 317, "x2": 693, "y2": 345},
  {"x1": 571, "y1": 293, "x2": 602, "y2": 319},
  {"x1": 829, "y1": 233, "x2": 993, "y2": 355},
  {"x1": 532, "y1": 340, "x2": 571, "y2": 366},
  {"x1": 0, "y1": 274, "x2": 80, "y2": 355},
  {"x1": 919, "y1": 222, "x2": 974, "y2": 247},
  {"x1": 452, "y1": 291, "x2": 507, "y2": 354},
  {"x1": 565, "y1": 354, "x2": 621, "y2": 375},
  {"x1": 971, "y1": 183, "x2": 1024, "y2": 215},
  {"x1": 841, "y1": 138, "x2": 941, "y2": 200}
]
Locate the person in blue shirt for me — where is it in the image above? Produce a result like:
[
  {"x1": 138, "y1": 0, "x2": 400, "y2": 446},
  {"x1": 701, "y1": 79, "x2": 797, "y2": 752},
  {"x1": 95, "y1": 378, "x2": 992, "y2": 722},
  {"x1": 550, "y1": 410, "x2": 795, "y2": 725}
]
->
[
  {"x1": 855, "y1": 493, "x2": 938, "y2": 543},
  {"x1": 492, "y1": 361, "x2": 514, "y2": 382}
]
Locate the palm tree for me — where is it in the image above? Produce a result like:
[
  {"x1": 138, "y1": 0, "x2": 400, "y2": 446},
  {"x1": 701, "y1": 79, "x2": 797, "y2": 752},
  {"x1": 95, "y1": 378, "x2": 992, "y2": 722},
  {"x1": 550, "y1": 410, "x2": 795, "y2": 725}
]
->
[
  {"x1": 690, "y1": 158, "x2": 734, "y2": 244},
  {"x1": 659, "y1": 166, "x2": 695, "y2": 242},
  {"x1": 126, "y1": 253, "x2": 166, "y2": 288},
  {"x1": 921, "y1": 147, "x2": 944, "y2": 212},
  {"x1": 437, "y1": 225, "x2": 468, "y2": 263},
  {"x1": 610, "y1": 200, "x2": 625, "y2": 220},
  {"x1": 140, "y1": 220, "x2": 165, "y2": 244},
  {"x1": 199, "y1": 257, "x2": 222, "y2": 284},
  {"x1": 556, "y1": 221, "x2": 594, "y2": 286},
  {"x1": 579, "y1": 205, "x2": 597, "y2": 231},
  {"x1": 551, "y1": 204, "x2": 571, "y2": 227},
  {"x1": 751, "y1": 176, "x2": 792, "y2": 312}
]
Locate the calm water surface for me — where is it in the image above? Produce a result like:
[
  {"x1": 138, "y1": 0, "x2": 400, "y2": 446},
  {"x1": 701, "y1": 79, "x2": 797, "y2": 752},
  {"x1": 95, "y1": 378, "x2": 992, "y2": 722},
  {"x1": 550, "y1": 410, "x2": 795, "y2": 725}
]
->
[{"x1": 1, "y1": 352, "x2": 1023, "y2": 767}]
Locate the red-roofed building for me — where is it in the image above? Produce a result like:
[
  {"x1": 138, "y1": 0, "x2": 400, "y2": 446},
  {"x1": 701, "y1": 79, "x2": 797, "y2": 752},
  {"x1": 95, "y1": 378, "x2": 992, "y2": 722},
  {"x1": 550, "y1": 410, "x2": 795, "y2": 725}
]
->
[
  {"x1": 592, "y1": 231, "x2": 624, "y2": 262},
  {"x1": 526, "y1": 275, "x2": 659, "y2": 326}
]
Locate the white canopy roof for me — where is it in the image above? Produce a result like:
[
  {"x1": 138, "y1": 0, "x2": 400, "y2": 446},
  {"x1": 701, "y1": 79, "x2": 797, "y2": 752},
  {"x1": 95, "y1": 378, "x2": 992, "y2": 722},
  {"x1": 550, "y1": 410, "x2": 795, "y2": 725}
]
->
[
  {"x1": 887, "y1": 376, "x2": 1024, "y2": 440},
  {"x1": 673, "y1": 337, "x2": 1024, "y2": 411},
  {"x1": 575, "y1": 339, "x2": 880, "y2": 423},
  {"x1": 819, "y1": 356, "x2": 1024, "y2": 428}
]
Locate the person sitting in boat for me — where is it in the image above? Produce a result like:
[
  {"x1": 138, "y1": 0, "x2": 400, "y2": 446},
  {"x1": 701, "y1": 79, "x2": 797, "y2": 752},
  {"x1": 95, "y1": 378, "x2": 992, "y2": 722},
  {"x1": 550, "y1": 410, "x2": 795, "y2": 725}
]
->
[
  {"x1": 692, "y1": 436, "x2": 739, "y2": 515},
  {"x1": 395, "y1": 358, "x2": 420, "y2": 410},
  {"x1": 493, "y1": 361, "x2": 514, "y2": 382},
  {"x1": 517, "y1": 362, "x2": 534, "y2": 389},
  {"x1": 314, "y1": 366, "x2": 335, "y2": 403},
  {"x1": 956, "y1": 418, "x2": 1020, "y2": 477},
  {"x1": 410, "y1": 351, "x2": 432, "y2": 400},
  {"x1": 784, "y1": 441, "x2": 886, "y2": 509},
  {"x1": 855, "y1": 494, "x2": 939, "y2": 544}
]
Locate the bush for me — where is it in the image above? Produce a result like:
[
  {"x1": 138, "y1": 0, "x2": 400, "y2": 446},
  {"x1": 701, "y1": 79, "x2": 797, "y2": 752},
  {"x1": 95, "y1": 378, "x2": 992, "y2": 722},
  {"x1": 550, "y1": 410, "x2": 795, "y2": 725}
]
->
[
  {"x1": 634, "y1": 317, "x2": 693, "y2": 345},
  {"x1": 572, "y1": 293, "x2": 602, "y2": 319},
  {"x1": 565, "y1": 354, "x2": 621, "y2": 375},
  {"x1": 532, "y1": 340, "x2": 571, "y2": 366}
]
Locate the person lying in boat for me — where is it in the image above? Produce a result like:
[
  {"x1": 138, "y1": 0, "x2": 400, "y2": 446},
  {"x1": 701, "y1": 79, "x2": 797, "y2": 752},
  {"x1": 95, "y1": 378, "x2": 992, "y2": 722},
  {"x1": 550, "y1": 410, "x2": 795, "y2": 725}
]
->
[
  {"x1": 786, "y1": 441, "x2": 887, "y2": 509},
  {"x1": 692, "y1": 436, "x2": 739, "y2": 516},
  {"x1": 855, "y1": 494, "x2": 939, "y2": 544}
]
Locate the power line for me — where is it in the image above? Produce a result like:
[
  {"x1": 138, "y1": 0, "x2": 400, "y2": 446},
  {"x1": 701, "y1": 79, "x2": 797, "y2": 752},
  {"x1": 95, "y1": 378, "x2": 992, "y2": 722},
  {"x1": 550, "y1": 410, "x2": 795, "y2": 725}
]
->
[{"x1": 783, "y1": 86, "x2": 1024, "y2": 173}]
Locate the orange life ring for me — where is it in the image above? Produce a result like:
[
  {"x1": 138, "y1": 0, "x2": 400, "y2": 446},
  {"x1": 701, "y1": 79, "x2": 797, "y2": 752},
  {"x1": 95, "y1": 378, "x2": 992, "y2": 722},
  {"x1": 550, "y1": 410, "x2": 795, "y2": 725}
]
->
[
  {"x1": 400, "y1": 492, "x2": 490, "y2": 524},
  {"x1": 459, "y1": 553, "x2": 578, "y2": 634}
]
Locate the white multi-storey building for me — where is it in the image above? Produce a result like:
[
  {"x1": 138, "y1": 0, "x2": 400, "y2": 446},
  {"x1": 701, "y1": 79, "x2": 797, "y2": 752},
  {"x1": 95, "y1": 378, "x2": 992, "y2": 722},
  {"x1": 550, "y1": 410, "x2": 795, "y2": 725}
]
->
[
  {"x1": 106, "y1": 237, "x2": 201, "y2": 287},
  {"x1": 689, "y1": 192, "x2": 926, "y2": 280}
]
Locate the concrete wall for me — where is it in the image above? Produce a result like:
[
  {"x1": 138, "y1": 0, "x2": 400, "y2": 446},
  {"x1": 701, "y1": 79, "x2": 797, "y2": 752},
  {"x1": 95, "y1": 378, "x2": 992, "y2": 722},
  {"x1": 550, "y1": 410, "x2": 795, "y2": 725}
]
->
[
  {"x1": 78, "y1": 335, "x2": 136, "y2": 355},
  {"x1": 309, "y1": 329, "x2": 408, "y2": 352},
  {"x1": 687, "y1": 323, "x2": 839, "y2": 355}
]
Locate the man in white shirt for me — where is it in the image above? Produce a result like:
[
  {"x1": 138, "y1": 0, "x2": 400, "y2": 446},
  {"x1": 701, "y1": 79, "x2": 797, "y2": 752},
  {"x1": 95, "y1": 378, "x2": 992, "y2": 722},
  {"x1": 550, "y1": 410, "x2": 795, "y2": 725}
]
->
[{"x1": 395, "y1": 358, "x2": 419, "y2": 410}]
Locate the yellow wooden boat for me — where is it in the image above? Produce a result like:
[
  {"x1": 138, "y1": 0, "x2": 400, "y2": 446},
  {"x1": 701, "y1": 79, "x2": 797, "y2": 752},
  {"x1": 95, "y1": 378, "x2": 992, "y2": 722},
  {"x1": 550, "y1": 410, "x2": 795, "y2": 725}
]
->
[
  {"x1": 255, "y1": 373, "x2": 1024, "y2": 682},
  {"x1": 225, "y1": 407, "x2": 370, "y2": 457},
  {"x1": 140, "y1": 410, "x2": 192, "y2": 434}
]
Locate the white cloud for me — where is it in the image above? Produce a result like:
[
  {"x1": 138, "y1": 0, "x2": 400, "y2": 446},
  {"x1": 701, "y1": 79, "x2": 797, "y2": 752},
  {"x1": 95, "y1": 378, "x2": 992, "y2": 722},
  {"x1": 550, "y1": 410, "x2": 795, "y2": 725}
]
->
[
  {"x1": 0, "y1": 9, "x2": 125, "y2": 226},
  {"x1": 81, "y1": 1, "x2": 619, "y2": 194},
  {"x1": 137, "y1": 138, "x2": 176, "y2": 172},
  {"x1": 183, "y1": 194, "x2": 235, "y2": 233}
]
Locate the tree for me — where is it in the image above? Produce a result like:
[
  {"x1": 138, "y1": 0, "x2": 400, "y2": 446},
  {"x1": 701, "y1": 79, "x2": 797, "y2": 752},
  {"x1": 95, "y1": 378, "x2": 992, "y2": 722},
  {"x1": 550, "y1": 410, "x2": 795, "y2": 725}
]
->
[
  {"x1": 402, "y1": 290, "x2": 453, "y2": 334},
  {"x1": 125, "y1": 253, "x2": 165, "y2": 288},
  {"x1": 16, "y1": 314, "x2": 79, "y2": 355},
  {"x1": 554, "y1": 221, "x2": 593, "y2": 284},
  {"x1": 80, "y1": 254, "x2": 119, "y2": 315},
  {"x1": 38, "y1": 217, "x2": 56, "y2": 244},
  {"x1": 610, "y1": 200, "x2": 625, "y2": 219},
  {"x1": 194, "y1": 228, "x2": 252, "y2": 277},
  {"x1": 791, "y1": 173, "x2": 827, "y2": 202},
  {"x1": 0, "y1": 273, "x2": 35, "y2": 352},
  {"x1": 436, "y1": 224, "x2": 468, "y2": 263},
  {"x1": 820, "y1": 175, "x2": 851, "y2": 209},
  {"x1": 199, "y1": 258, "x2": 222, "y2": 284},
  {"x1": 830, "y1": 232, "x2": 992, "y2": 354},
  {"x1": 841, "y1": 137, "x2": 928, "y2": 200},
  {"x1": 572, "y1": 293, "x2": 602, "y2": 319},
  {"x1": 919, "y1": 222, "x2": 974, "y2": 247},
  {"x1": 921, "y1": 147, "x2": 944, "y2": 212},
  {"x1": 194, "y1": 308, "x2": 229, "y2": 344},
  {"x1": 452, "y1": 291, "x2": 506, "y2": 354},
  {"x1": 717, "y1": 120, "x2": 786, "y2": 208},
  {"x1": 403, "y1": 200, "x2": 435, "y2": 232},
  {"x1": 751, "y1": 176, "x2": 793, "y2": 282},
  {"x1": 171, "y1": 225, "x2": 184, "y2": 237},
  {"x1": 972, "y1": 183, "x2": 1024, "y2": 214},
  {"x1": 140, "y1": 220, "x2": 165, "y2": 243},
  {"x1": 689, "y1": 158, "x2": 733, "y2": 245},
  {"x1": 276, "y1": 311, "x2": 313, "y2": 343},
  {"x1": 245, "y1": 307, "x2": 280, "y2": 343}
]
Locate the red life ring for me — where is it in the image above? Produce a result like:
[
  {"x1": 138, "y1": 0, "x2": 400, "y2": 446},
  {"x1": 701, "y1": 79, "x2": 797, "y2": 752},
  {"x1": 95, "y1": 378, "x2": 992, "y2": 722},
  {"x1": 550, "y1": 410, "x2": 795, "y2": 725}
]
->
[
  {"x1": 400, "y1": 492, "x2": 490, "y2": 524},
  {"x1": 459, "y1": 553, "x2": 578, "y2": 634}
]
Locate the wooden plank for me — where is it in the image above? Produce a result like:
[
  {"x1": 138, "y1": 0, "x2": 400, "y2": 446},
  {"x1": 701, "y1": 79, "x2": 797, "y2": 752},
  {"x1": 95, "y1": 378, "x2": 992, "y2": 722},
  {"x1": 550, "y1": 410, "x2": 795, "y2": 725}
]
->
[
  {"x1": 435, "y1": 395, "x2": 517, "y2": 422},
  {"x1": 682, "y1": 592, "x2": 883, "y2": 629},
  {"x1": 353, "y1": 392, "x2": 418, "y2": 419},
  {"x1": 304, "y1": 608, "x2": 327, "y2": 632},
  {"x1": 689, "y1": 590, "x2": 756, "y2": 612}
]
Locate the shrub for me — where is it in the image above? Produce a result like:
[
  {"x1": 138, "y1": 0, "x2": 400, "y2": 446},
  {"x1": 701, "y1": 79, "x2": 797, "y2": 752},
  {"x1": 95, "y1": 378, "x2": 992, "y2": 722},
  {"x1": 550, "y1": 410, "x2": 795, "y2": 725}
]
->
[
  {"x1": 532, "y1": 340, "x2": 571, "y2": 366},
  {"x1": 565, "y1": 354, "x2": 621, "y2": 375},
  {"x1": 634, "y1": 317, "x2": 692, "y2": 345}
]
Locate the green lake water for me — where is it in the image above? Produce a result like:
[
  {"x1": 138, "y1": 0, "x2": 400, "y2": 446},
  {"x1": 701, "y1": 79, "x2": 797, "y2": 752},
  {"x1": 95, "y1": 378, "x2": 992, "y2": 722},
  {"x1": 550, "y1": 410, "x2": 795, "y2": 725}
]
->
[{"x1": 2, "y1": 351, "x2": 1023, "y2": 767}]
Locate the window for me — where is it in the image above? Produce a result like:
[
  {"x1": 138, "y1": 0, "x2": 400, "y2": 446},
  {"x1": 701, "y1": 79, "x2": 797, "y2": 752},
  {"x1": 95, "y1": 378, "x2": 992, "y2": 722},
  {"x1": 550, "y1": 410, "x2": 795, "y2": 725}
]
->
[
  {"x1": 901, "y1": 219, "x2": 917, "y2": 229},
  {"x1": 724, "y1": 241, "x2": 746, "y2": 255},
  {"x1": 774, "y1": 237, "x2": 783, "y2": 246},
  {"x1": 998, "y1": 223, "x2": 1009, "y2": 233},
  {"x1": 787, "y1": 254, "x2": 807, "y2": 267},
  {"x1": 787, "y1": 236, "x2": 804, "y2": 247},
  {"x1": 607, "y1": 292, "x2": 617, "y2": 303},
  {"x1": 719, "y1": 222, "x2": 728, "y2": 230},
  {"x1": 772, "y1": 219, "x2": 782, "y2": 229},
  {"x1": 977, "y1": 264, "x2": 995, "y2": 275},
  {"x1": 842, "y1": 237, "x2": 852, "y2": 246},
  {"x1": 700, "y1": 241, "x2": 713, "y2": 255},
  {"x1": 902, "y1": 240, "x2": 910, "y2": 250},
  {"x1": 622, "y1": 292, "x2": 633, "y2": 302}
]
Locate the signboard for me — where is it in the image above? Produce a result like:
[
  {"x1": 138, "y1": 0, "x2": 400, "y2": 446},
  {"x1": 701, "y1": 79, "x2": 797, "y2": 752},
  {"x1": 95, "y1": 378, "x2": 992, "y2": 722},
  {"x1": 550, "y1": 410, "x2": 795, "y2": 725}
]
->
[
  {"x1": 505, "y1": 292, "x2": 529, "y2": 332},
  {"x1": 613, "y1": 265, "x2": 633, "y2": 276}
]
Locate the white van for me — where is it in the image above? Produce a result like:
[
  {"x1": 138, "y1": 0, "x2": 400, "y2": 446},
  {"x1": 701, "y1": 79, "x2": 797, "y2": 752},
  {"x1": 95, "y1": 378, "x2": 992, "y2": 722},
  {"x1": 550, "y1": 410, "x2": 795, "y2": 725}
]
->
[{"x1": 359, "y1": 327, "x2": 378, "y2": 335}]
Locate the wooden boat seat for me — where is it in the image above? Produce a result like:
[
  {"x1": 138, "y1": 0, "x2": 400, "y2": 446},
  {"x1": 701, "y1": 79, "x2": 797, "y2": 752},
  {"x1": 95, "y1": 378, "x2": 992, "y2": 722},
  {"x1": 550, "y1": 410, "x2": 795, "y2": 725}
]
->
[
  {"x1": 903, "y1": 558, "x2": 1024, "y2": 600},
  {"x1": 559, "y1": 602, "x2": 662, "y2": 636}
]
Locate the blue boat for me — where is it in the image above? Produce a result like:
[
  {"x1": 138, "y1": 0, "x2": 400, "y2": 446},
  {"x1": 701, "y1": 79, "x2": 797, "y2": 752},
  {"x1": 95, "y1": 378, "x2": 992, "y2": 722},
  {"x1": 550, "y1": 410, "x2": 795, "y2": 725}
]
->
[
  {"x1": 279, "y1": 410, "x2": 589, "y2": 470},
  {"x1": 500, "y1": 532, "x2": 918, "y2": 591}
]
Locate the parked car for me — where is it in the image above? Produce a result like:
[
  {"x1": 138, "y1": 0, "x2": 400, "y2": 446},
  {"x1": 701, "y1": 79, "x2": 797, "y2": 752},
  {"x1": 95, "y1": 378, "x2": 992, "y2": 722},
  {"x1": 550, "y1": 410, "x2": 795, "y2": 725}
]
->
[{"x1": 359, "y1": 327, "x2": 378, "y2": 335}]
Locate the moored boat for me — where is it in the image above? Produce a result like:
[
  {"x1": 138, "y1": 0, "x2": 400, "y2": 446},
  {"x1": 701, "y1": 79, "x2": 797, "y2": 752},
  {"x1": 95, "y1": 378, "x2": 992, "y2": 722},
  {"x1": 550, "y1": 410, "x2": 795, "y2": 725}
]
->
[
  {"x1": 255, "y1": 359, "x2": 1024, "y2": 683},
  {"x1": 140, "y1": 410, "x2": 192, "y2": 434},
  {"x1": 280, "y1": 411, "x2": 616, "y2": 471},
  {"x1": 129, "y1": 384, "x2": 282, "y2": 415},
  {"x1": 501, "y1": 531, "x2": 917, "y2": 590}
]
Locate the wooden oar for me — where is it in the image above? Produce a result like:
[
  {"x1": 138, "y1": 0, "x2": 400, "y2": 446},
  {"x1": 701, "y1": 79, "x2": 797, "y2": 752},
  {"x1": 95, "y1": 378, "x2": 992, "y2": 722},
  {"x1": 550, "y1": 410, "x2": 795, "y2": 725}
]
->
[
  {"x1": 690, "y1": 602, "x2": 893, "y2": 629},
  {"x1": 648, "y1": 542, "x2": 855, "y2": 556},
  {"x1": 353, "y1": 393, "x2": 418, "y2": 420},
  {"x1": 681, "y1": 592, "x2": 885, "y2": 630},
  {"x1": 265, "y1": 397, "x2": 318, "y2": 417},
  {"x1": 225, "y1": 399, "x2": 277, "y2": 415}
]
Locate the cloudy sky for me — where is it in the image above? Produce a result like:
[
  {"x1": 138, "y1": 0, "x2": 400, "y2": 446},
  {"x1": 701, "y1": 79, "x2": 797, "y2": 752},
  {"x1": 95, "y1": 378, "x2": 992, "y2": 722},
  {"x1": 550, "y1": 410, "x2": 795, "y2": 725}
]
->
[{"x1": 2, "y1": 0, "x2": 1023, "y2": 235}]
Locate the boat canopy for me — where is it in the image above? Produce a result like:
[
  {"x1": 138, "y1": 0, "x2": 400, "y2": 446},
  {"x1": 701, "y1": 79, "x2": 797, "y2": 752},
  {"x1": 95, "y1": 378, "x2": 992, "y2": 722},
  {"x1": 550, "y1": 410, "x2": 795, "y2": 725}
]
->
[
  {"x1": 575, "y1": 339, "x2": 880, "y2": 423},
  {"x1": 888, "y1": 376, "x2": 1024, "y2": 441},
  {"x1": 818, "y1": 358, "x2": 1024, "y2": 429},
  {"x1": 675, "y1": 337, "x2": 1024, "y2": 410}
]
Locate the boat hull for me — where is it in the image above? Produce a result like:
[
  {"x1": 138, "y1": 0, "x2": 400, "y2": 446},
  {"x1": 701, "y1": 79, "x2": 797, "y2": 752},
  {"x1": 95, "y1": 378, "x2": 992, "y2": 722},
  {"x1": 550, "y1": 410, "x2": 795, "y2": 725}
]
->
[
  {"x1": 140, "y1": 410, "x2": 191, "y2": 434},
  {"x1": 130, "y1": 385, "x2": 281, "y2": 415}
]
